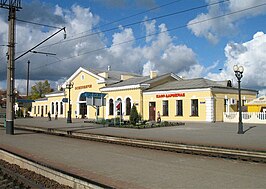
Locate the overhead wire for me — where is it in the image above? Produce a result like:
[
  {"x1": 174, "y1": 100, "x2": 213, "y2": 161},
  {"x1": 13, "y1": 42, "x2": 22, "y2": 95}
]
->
[
  {"x1": 36, "y1": 0, "x2": 229, "y2": 50},
  {"x1": 16, "y1": 19, "x2": 62, "y2": 29},
  {"x1": 14, "y1": 0, "x2": 183, "y2": 56},
  {"x1": 28, "y1": 2, "x2": 266, "y2": 72},
  {"x1": 75, "y1": 0, "x2": 183, "y2": 36},
  {"x1": 2, "y1": 1, "x2": 184, "y2": 79}
]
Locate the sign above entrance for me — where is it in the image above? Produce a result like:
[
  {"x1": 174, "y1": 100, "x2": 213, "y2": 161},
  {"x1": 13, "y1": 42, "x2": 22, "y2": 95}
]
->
[
  {"x1": 83, "y1": 92, "x2": 106, "y2": 107},
  {"x1": 75, "y1": 84, "x2": 92, "y2": 90},
  {"x1": 156, "y1": 93, "x2": 185, "y2": 98},
  {"x1": 62, "y1": 98, "x2": 68, "y2": 103}
]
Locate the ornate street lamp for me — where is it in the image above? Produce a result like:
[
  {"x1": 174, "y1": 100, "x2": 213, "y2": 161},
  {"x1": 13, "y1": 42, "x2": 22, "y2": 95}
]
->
[
  {"x1": 66, "y1": 82, "x2": 74, "y2": 123},
  {"x1": 233, "y1": 65, "x2": 244, "y2": 134}
]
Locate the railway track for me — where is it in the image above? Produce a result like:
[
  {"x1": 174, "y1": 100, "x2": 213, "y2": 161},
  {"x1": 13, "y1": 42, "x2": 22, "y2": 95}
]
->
[
  {"x1": 0, "y1": 165, "x2": 38, "y2": 189},
  {"x1": 12, "y1": 124, "x2": 266, "y2": 163},
  {"x1": 0, "y1": 149, "x2": 110, "y2": 189},
  {"x1": 0, "y1": 159, "x2": 59, "y2": 189}
]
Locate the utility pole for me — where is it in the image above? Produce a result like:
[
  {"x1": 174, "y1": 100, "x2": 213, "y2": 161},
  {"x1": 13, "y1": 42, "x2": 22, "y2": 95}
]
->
[
  {"x1": 26, "y1": 60, "x2": 30, "y2": 97},
  {"x1": 0, "y1": 0, "x2": 22, "y2": 135},
  {"x1": 1, "y1": 1, "x2": 65, "y2": 134},
  {"x1": 6, "y1": 6, "x2": 16, "y2": 134}
]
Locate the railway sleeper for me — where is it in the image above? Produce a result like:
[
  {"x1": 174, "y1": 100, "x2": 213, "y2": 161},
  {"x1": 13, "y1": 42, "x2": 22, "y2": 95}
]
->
[{"x1": 14, "y1": 126, "x2": 266, "y2": 164}]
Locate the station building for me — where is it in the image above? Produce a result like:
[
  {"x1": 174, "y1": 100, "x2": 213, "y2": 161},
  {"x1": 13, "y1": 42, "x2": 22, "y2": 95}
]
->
[
  {"x1": 245, "y1": 96, "x2": 266, "y2": 113},
  {"x1": 30, "y1": 67, "x2": 257, "y2": 122}
]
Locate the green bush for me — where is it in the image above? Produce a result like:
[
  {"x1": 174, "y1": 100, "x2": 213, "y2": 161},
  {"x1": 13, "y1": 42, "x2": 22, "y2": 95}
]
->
[
  {"x1": 130, "y1": 104, "x2": 139, "y2": 125},
  {"x1": 97, "y1": 118, "x2": 106, "y2": 125},
  {"x1": 162, "y1": 121, "x2": 169, "y2": 127}
]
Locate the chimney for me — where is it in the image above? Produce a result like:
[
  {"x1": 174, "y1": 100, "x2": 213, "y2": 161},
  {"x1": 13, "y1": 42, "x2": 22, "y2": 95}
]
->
[
  {"x1": 99, "y1": 72, "x2": 109, "y2": 78},
  {"x1": 150, "y1": 71, "x2": 157, "y2": 79},
  {"x1": 57, "y1": 85, "x2": 62, "y2": 91},
  {"x1": 121, "y1": 74, "x2": 134, "y2": 81}
]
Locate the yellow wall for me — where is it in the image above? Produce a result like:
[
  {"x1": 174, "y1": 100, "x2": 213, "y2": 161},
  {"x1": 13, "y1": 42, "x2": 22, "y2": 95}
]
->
[
  {"x1": 47, "y1": 95, "x2": 66, "y2": 118},
  {"x1": 31, "y1": 94, "x2": 66, "y2": 118},
  {"x1": 30, "y1": 68, "x2": 257, "y2": 123},
  {"x1": 31, "y1": 100, "x2": 48, "y2": 117},
  {"x1": 68, "y1": 70, "x2": 106, "y2": 119},
  {"x1": 214, "y1": 92, "x2": 256, "y2": 121},
  {"x1": 247, "y1": 105, "x2": 261, "y2": 112},
  {"x1": 143, "y1": 90, "x2": 211, "y2": 122},
  {"x1": 143, "y1": 90, "x2": 257, "y2": 122},
  {"x1": 105, "y1": 89, "x2": 142, "y2": 120}
]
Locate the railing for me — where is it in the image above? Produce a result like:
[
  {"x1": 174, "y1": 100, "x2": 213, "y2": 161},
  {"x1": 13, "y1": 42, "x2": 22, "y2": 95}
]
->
[{"x1": 223, "y1": 112, "x2": 266, "y2": 123}]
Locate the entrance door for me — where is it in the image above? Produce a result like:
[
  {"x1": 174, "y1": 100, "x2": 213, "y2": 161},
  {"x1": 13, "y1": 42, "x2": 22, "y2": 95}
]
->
[
  {"x1": 80, "y1": 103, "x2": 87, "y2": 118},
  {"x1": 149, "y1": 102, "x2": 156, "y2": 121}
]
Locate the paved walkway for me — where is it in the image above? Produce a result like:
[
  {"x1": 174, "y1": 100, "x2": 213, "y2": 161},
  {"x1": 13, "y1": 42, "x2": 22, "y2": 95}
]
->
[
  {"x1": 1, "y1": 128, "x2": 266, "y2": 189},
  {"x1": 1, "y1": 117, "x2": 265, "y2": 151},
  {"x1": 1, "y1": 118, "x2": 266, "y2": 188}
]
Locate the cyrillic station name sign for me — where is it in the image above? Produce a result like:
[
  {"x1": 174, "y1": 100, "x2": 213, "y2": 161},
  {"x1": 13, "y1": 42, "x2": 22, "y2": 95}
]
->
[
  {"x1": 75, "y1": 84, "x2": 92, "y2": 90},
  {"x1": 156, "y1": 93, "x2": 185, "y2": 98}
]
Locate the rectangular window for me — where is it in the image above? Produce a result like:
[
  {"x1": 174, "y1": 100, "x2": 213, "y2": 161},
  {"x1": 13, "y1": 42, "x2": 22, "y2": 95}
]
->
[
  {"x1": 162, "y1": 100, "x2": 169, "y2": 116},
  {"x1": 176, "y1": 100, "x2": 183, "y2": 116},
  {"x1": 224, "y1": 99, "x2": 228, "y2": 113},
  {"x1": 191, "y1": 99, "x2": 198, "y2": 116},
  {"x1": 37, "y1": 106, "x2": 40, "y2": 114},
  {"x1": 34, "y1": 106, "x2": 36, "y2": 114},
  {"x1": 242, "y1": 99, "x2": 246, "y2": 106}
]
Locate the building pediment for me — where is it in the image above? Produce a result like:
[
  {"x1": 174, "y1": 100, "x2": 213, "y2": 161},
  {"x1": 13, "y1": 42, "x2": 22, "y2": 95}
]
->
[{"x1": 61, "y1": 67, "x2": 105, "y2": 89}]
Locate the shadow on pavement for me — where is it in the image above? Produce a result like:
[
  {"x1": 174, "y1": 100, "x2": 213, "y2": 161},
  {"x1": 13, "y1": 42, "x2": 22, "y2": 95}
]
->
[{"x1": 243, "y1": 126, "x2": 257, "y2": 133}]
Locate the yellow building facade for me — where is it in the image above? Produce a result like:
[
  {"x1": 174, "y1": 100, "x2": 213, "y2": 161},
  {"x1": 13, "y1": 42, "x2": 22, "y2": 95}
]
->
[
  {"x1": 245, "y1": 96, "x2": 266, "y2": 112},
  {"x1": 31, "y1": 67, "x2": 257, "y2": 122}
]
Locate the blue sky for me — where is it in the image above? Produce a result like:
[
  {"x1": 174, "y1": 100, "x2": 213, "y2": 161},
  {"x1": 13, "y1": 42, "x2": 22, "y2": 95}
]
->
[{"x1": 0, "y1": 0, "x2": 266, "y2": 94}]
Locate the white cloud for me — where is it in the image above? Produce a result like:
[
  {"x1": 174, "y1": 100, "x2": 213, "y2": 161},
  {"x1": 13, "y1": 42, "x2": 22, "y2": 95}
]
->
[
  {"x1": 0, "y1": 3, "x2": 201, "y2": 94},
  {"x1": 109, "y1": 28, "x2": 135, "y2": 57},
  {"x1": 54, "y1": 5, "x2": 63, "y2": 16},
  {"x1": 178, "y1": 64, "x2": 205, "y2": 79},
  {"x1": 188, "y1": 0, "x2": 266, "y2": 43},
  {"x1": 143, "y1": 19, "x2": 156, "y2": 42},
  {"x1": 207, "y1": 31, "x2": 266, "y2": 93},
  {"x1": 142, "y1": 60, "x2": 157, "y2": 76}
]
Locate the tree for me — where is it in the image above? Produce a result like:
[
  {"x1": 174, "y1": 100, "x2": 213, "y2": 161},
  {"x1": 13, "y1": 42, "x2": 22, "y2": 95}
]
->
[
  {"x1": 130, "y1": 104, "x2": 139, "y2": 125},
  {"x1": 30, "y1": 80, "x2": 53, "y2": 99}
]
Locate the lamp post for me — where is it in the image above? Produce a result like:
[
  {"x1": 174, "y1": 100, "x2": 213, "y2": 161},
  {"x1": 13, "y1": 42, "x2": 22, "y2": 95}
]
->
[
  {"x1": 66, "y1": 82, "x2": 74, "y2": 123},
  {"x1": 233, "y1": 65, "x2": 244, "y2": 134}
]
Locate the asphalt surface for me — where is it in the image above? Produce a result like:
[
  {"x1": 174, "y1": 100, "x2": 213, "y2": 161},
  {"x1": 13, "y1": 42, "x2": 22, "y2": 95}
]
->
[
  {"x1": 0, "y1": 118, "x2": 266, "y2": 188},
  {"x1": 0, "y1": 128, "x2": 266, "y2": 189},
  {"x1": 2, "y1": 117, "x2": 266, "y2": 151}
]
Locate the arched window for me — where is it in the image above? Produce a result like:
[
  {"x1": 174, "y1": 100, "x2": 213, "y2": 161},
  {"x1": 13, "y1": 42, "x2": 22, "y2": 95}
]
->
[
  {"x1": 55, "y1": 102, "x2": 58, "y2": 114},
  {"x1": 109, "y1": 99, "x2": 114, "y2": 115},
  {"x1": 116, "y1": 98, "x2": 122, "y2": 116},
  {"x1": 126, "y1": 97, "x2": 131, "y2": 115},
  {"x1": 79, "y1": 93, "x2": 86, "y2": 101},
  {"x1": 51, "y1": 102, "x2": 54, "y2": 114},
  {"x1": 60, "y1": 102, "x2": 63, "y2": 115}
]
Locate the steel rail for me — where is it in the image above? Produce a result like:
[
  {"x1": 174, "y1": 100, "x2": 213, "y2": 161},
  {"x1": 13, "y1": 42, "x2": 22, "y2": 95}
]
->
[
  {"x1": 0, "y1": 163, "x2": 44, "y2": 188},
  {"x1": 11, "y1": 124, "x2": 266, "y2": 163},
  {"x1": 0, "y1": 148, "x2": 111, "y2": 189}
]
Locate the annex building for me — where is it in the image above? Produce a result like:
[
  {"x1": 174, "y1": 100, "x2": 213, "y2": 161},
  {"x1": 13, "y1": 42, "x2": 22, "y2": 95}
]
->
[{"x1": 30, "y1": 67, "x2": 257, "y2": 122}]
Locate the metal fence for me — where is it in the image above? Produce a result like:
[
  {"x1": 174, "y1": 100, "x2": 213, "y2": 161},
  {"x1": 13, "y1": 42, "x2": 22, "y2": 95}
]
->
[{"x1": 223, "y1": 112, "x2": 266, "y2": 123}]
